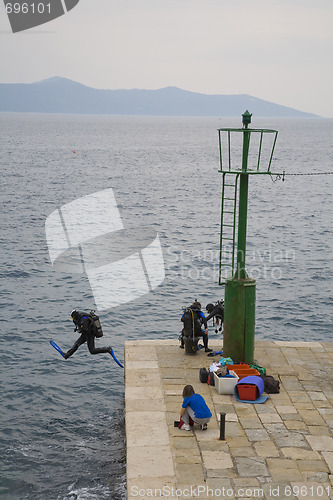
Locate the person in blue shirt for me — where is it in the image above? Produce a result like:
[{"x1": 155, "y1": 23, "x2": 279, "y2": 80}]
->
[{"x1": 179, "y1": 385, "x2": 212, "y2": 431}]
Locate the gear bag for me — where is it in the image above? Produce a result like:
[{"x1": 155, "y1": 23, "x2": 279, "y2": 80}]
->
[
  {"x1": 260, "y1": 374, "x2": 280, "y2": 394},
  {"x1": 199, "y1": 367, "x2": 209, "y2": 383},
  {"x1": 207, "y1": 372, "x2": 215, "y2": 386}
]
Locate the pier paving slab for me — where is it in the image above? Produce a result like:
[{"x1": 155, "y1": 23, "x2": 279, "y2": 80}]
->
[
  {"x1": 305, "y1": 435, "x2": 333, "y2": 451},
  {"x1": 254, "y1": 441, "x2": 280, "y2": 458},
  {"x1": 284, "y1": 421, "x2": 308, "y2": 431},
  {"x1": 322, "y1": 452, "x2": 333, "y2": 473},
  {"x1": 125, "y1": 339, "x2": 333, "y2": 499}
]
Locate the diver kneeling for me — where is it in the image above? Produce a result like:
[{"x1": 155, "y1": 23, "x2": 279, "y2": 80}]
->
[{"x1": 180, "y1": 300, "x2": 212, "y2": 353}]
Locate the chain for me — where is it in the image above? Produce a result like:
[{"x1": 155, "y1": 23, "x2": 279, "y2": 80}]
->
[
  {"x1": 286, "y1": 172, "x2": 333, "y2": 176},
  {"x1": 270, "y1": 171, "x2": 333, "y2": 182}
]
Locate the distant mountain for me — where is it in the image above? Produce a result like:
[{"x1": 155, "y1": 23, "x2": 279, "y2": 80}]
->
[{"x1": 0, "y1": 77, "x2": 318, "y2": 117}]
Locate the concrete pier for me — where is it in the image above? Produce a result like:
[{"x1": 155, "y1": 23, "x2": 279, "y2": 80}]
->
[{"x1": 125, "y1": 339, "x2": 333, "y2": 499}]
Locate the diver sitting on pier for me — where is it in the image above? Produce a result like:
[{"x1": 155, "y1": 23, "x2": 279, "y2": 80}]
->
[{"x1": 180, "y1": 299, "x2": 213, "y2": 352}]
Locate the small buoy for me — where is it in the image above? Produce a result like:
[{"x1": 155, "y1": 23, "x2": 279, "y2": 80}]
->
[{"x1": 73, "y1": 150, "x2": 76, "y2": 154}]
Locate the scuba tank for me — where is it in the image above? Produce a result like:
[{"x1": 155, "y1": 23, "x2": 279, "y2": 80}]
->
[
  {"x1": 181, "y1": 307, "x2": 202, "y2": 337},
  {"x1": 89, "y1": 310, "x2": 103, "y2": 338}
]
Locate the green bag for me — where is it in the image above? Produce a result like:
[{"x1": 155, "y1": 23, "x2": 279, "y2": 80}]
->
[{"x1": 249, "y1": 363, "x2": 266, "y2": 376}]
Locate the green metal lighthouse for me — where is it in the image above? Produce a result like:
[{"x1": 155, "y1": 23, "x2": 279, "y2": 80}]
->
[{"x1": 218, "y1": 111, "x2": 280, "y2": 363}]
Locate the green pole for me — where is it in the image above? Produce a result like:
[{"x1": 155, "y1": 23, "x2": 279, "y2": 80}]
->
[
  {"x1": 223, "y1": 279, "x2": 256, "y2": 363},
  {"x1": 236, "y1": 112, "x2": 251, "y2": 279},
  {"x1": 223, "y1": 111, "x2": 256, "y2": 363}
]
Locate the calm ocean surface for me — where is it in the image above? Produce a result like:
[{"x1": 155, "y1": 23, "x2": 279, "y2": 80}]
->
[{"x1": 1, "y1": 113, "x2": 332, "y2": 499}]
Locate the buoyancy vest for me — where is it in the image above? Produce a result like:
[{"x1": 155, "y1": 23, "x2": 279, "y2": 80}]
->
[{"x1": 73, "y1": 311, "x2": 103, "y2": 337}]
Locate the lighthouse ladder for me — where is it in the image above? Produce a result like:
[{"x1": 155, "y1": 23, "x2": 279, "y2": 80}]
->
[{"x1": 219, "y1": 172, "x2": 239, "y2": 285}]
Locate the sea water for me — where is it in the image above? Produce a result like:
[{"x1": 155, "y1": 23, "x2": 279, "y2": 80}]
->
[{"x1": 0, "y1": 114, "x2": 332, "y2": 499}]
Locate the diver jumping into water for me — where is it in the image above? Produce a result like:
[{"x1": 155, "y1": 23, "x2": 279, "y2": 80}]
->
[
  {"x1": 50, "y1": 310, "x2": 124, "y2": 368},
  {"x1": 63, "y1": 310, "x2": 113, "y2": 359}
]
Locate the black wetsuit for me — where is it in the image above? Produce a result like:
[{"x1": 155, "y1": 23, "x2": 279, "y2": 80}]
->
[
  {"x1": 205, "y1": 303, "x2": 224, "y2": 323},
  {"x1": 64, "y1": 312, "x2": 110, "y2": 359}
]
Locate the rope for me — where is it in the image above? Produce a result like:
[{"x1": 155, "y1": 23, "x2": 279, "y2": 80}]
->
[
  {"x1": 285, "y1": 172, "x2": 333, "y2": 176},
  {"x1": 270, "y1": 171, "x2": 333, "y2": 182}
]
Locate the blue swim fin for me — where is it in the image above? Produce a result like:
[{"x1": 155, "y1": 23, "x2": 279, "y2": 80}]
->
[
  {"x1": 110, "y1": 348, "x2": 124, "y2": 368},
  {"x1": 50, "y1": 340, "x2": 65, "y2": 358}
]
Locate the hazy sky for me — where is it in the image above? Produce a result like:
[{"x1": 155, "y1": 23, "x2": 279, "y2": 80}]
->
[{"x1": 1, "y1": 0, "x2": 332, "y2": 117}]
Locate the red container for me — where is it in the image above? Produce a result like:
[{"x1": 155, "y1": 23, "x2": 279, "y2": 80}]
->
[
  {"x1": 226, "y1": 363, "x2": 249, "y2": 371},
  {"x1": 234, "y1": 369, "x2": 260, "y2": 380},
  {"x1": 237, "y1": 384, "x2": 258, "y2": 401}
]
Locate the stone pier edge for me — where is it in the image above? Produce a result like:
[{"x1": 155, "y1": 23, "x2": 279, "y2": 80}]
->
[{"x1": 125, "y1": 339, "x2": 333, "y2": 500}]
